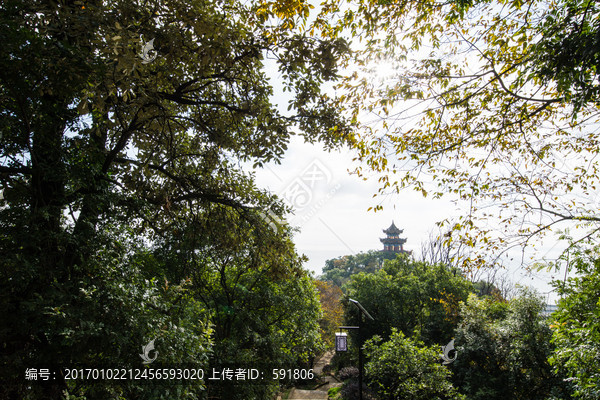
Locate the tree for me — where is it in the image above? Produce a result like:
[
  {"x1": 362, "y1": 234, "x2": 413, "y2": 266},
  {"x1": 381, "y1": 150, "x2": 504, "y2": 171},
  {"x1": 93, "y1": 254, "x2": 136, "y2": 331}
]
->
[
  {"x1": 315, "y1": 0, "x2": 600, "y2": 264},
  {"x1": 314, "y1": 280, "x2": 345, "y2": 349},
  {"x1": 203, "y1": 268, "x2": 323, "y2": 399},
  {"x1": 420, "y1": 228, "x2": 471, "y2": 274},
  {"x1": 321, "y1": 250, "x2": 394, "y2": 287},
  {"x1": 549, "y1": 246, "x2": 600, "y2": 399},
  {"x1": 471, "y1": 266, "x2": 517, "y2": 301},
  {"x1": 343, "y1": 255, "x2": 472, "y2": 346},
  {"x1": 364, "y1": 329, "x2": 465, "y2": 400},
  {"x1": 419, "y1": 227, "x2": 516, "y2": 300},
  {"x1": 151, "y1": 210, "x2": 324, "y2": 399},
  {"x1": 0, "y1": 222, "x2": 214, "y2": 399},
  {"x1": 0, "y1": 0, "x2": 350, "y2": 398},
  {"x1": 453, "y1": 291, "x2": 570, "y2": 400}
]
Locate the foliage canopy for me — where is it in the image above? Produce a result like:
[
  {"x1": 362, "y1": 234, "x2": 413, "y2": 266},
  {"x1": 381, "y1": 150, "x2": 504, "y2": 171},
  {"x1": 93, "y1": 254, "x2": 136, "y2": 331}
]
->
[
  {"x1": 343, "y1": 255, "x2": 472, "y2": 345},
  {"x1": 315, "y1": 0, "x2": 600, "y2": 264},
  {"x1": 454, "y1": 291, "x2": 569, "y2": 399}
]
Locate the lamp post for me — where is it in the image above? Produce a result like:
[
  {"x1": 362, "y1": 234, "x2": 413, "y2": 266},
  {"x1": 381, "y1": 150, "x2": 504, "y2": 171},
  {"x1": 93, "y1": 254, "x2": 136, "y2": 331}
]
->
[{"x1": 336, "y1": 298, "x2": 374, "y2": 400}]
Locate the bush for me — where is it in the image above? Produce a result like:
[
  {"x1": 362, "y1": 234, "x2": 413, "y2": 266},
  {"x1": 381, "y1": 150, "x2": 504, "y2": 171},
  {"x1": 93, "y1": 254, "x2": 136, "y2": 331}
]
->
[
  {"x1": 338, "y1": 366, "x2": 359, "y2": 381},
  {"x1": 340, "y1": 381, "x2": 377, "y2": 400},
  {"x1": 328, "y1": 386, "x2": 342, "y2": 399},
  {"x1": 365, "y1": 329, "x2": 464, "y2": 400}
]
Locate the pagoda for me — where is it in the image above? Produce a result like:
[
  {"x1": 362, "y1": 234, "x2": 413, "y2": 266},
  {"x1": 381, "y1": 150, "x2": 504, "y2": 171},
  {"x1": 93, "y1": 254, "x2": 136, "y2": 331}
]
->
[{"x1": 380, "y1": 221, "x2": 407, "y2": 253}]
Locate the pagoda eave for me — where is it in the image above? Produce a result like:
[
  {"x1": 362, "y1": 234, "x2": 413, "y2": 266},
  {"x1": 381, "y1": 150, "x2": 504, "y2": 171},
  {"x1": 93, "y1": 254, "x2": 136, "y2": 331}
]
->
[{"x1": 380, "y1": 237, "x2": 407, "y2": 245}]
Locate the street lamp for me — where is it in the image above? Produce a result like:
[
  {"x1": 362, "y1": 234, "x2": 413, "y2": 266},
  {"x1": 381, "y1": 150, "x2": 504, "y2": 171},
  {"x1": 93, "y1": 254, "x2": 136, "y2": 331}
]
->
[
  {"x1": 336, "y1": 298, "x2": 374, "y2": 400},
  {"x1": 335, "y1": 332, "x2": 348, "y2": 352},
  {"x1": 349, "y1": 298, "x2": 374, "y2": 321}
]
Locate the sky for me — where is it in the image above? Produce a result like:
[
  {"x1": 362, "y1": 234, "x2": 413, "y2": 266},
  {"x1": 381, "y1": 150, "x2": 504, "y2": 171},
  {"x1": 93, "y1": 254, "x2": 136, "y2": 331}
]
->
[
  {"x1": 250, "y1": 136, "x2": 563, "y2": 304},
  {"x1": 252, "y1": 136, "x2": 460, "y2": 271}
]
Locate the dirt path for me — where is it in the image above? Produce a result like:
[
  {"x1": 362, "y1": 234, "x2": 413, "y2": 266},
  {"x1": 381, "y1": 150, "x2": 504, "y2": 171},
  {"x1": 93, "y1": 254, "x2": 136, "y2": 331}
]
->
[{"x1": 285, "y1": 351, "x2": 341, "y2": 400}]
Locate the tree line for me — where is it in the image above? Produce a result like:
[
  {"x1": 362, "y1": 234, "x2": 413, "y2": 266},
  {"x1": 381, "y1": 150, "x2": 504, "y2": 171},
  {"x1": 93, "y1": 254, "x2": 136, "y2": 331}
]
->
[{"x1": 320, "y1": 249, "x2": 599, "y2": 400}]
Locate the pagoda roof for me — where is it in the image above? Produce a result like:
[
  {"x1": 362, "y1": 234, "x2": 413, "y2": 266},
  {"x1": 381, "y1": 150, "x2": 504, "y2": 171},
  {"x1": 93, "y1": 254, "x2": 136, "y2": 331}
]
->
[
  {"x1": 380, "y1": 237, "x2": 407, "y2": 245},
  {"x1": 383, "y1": 221, "x2": 403, "y2": 235}
]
